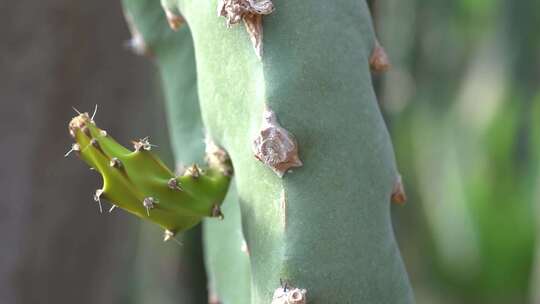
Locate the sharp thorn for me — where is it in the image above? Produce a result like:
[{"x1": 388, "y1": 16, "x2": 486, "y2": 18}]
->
[
  {"x1": 72, "y1": 106, "x2": 82, "y2": 115},
  {"x1": 64, "y1": 143, "x2": 80, "y2": 157},
  {"x1": 170, "y1": 237, "x2": 183, "y2": 246},
  {"x1": 143, "y1": 197, "x2": 157, "y2": 217},
  {"x1": 90, "y1": 104, "x2": 98, "y2": 121},
  {"x1": 109, "y1": 205, "x2": 117, "y2": 213},
  {"x1": 133, "y1": 137, "x2": 157, "y2": 151},
  {"x1": 64, "y1": 148, "x2": 73, "y2": 158},
  {"x1": 163, "y1": 230, "x2": 182, "y2": 245}
]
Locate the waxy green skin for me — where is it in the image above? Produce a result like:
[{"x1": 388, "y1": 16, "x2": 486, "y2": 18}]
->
[
  {"x1": 122, "y1": 0, "x2": 414, "y2": 303},
  {"x1": 69, "y1": 113, "x2": 231, "y2": 234}
]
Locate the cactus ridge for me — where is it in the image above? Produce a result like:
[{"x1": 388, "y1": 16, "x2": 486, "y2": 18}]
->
[{"x1": 68, "y1": 111, "x2": 232, "y2": 237}]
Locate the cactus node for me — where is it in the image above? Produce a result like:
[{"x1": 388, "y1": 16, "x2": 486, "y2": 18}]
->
[
  {"x1": 132, "y1": 136, "x2": 156, "y2": 151},
  {"x1": 253, "y1": 107, "x2": 303, "y2": 177},
  {"x1": 369, "y1": 39, "x2": 391, "y2": 73},
  {"x1": 217, "y1": 0, "x2": 274, "y2": 59},
  {"x1": 271, "y1": 288, "x2": 307, "y2": 304},
  {"x1": 142, "y1": 197, "x2": 158, "y2": 216},
  {"x1": 167, "y1": 177, "x2": 183, "y2": 191},
  {"x1": 184, "y1": 164, "x2": 201, "y2": 178},
  {"x1": 272, "y1": 281, "x2": 307, "y2": 304},
  {"x1": 391, "y1": 174, "x2": 407, "y2": 204},
  {"x1": 109, "y1": 157, "x2": 122, "y2": 168}
]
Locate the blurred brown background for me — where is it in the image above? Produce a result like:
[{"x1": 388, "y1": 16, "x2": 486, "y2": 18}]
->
[{"x1": 0, "y1": 1, "x2": 173, "y2": 303}]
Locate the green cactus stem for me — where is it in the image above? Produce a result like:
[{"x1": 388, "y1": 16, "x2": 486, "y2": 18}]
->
[
  {"x1": 114, "y1": 0, "x2": 414, "y2": 302},
  {"x1": 67, "y1": 111, "x2": 232, "y2": 239}
]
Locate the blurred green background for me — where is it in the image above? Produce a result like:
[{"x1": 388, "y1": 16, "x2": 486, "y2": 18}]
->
[
  {"x1": 372, "y1": 0, "x2": 540, "y2": 303},
  {"x1": 1, "y1": 0, "x2": 538, "y2": 303}
]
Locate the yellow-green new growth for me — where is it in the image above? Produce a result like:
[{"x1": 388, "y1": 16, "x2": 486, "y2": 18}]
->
[{"x1": 67, "y1": 111, "x2": 232, "y2": 240}]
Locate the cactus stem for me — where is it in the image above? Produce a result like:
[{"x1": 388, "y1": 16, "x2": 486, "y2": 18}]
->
[
  {"x1": 167, "y1": 177, "x2": 183, "y2": 191},
  {"x1": 143, "y1": 197, "x2": 158, "y2": 216},
  {"x1": 69, "y1": 109, "x2": 232, "y2": 236},
  {"x1": 280, "y1": 189, "x2": 287, "y2": 230},
  {"x1": 212, "y1": 204, "x2": 224, "y2": 220},
  {"x1": 93, "y1": 189, "x2": 104, "y2": 213},
  {"x1": 64, "y1": 143, "x2": 80, "y2": 157}
]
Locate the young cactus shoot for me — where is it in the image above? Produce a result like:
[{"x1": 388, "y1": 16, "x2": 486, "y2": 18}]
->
[{"x1": 66, "y1": 109, "x2": 232, "y2": 240}]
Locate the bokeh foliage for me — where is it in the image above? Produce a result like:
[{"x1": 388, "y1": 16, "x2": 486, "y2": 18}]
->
[{"x1": 374, "y1": 0, "x2": 540, "y2": 303}]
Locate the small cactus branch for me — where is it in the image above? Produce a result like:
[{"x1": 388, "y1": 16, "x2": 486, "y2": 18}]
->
[{"x1": 67, "y1": 111, "x2": 232, "y2": 236}]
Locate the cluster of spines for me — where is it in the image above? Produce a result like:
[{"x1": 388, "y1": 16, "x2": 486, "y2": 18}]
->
[{"x1": 66, "y1": 108, "x2": 232, "y2": 241}]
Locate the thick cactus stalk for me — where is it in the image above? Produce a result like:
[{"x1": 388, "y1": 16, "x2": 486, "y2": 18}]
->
[
  {"x1": 67, "y1": 111, "x2": 231, "y2": 238},
  {"x1": 101, "y1": 0, "x2": 414, "y2": 302}
]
